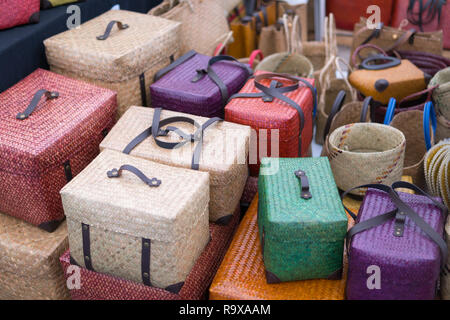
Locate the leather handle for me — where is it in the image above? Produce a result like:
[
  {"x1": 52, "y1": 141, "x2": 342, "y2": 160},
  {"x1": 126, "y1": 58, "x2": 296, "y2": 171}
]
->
[
  {"x1": 16, "y1": 89, "x2": 59, "y2": 120},
  {"x1": 360, "y1": 55, "x2": 401, "y2": 70},
  {"x1": 294, "y1": 169, "x2": 312, "y2": 200},
  {"x1": 323, "y1": 90, "x2": 347, "y2": 141},
  {"x1": 351, "y1": 44, "x2": 388, "y2": 67},
  {"x1": 399, "y1": 85, "x2": 438, "y2": 106},
  {"x1": 360, "y1": 96, "x2": 372, "y2": 123},
  {"x1": 107, "y1": 165, "x2": 161, "y2": 187},
  {"x1": 97, "y1": 20, "x2": 129, "y2": 40}
]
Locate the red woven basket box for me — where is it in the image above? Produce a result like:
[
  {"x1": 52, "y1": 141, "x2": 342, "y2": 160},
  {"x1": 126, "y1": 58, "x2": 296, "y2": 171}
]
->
[
  {"x1": 0, "y1": 69, "x2": 117, "y2": 232},
  {"x1": 59, "y1": 207, "x2": 240, "y2": 300},
  {"x1": 225, "y1": 71, "x2": 315, "y2": 176},
  {"x1": 0, "y1": 0, "x2": 40, "y2": 30}
]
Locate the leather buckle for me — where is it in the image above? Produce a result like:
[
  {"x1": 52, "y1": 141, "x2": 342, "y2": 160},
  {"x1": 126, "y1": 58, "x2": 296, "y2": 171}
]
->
[{"x1": 393, "y1": 211, "x2": 406, "y2": 237}]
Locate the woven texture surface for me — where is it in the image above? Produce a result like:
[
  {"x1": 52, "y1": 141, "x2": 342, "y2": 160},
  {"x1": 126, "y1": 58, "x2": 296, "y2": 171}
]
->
[
  {"x1": 258, "y1": 157, "x2": 347, "y2": 282},
  {"x1": 0, "y1": 69, "x2": 117, "y2": 228},
  {"x1": 61, "y1": 150, "x2": 210, "y2": 289},
  {"x1": 60, "y1": 206, "x2": 241, "y2": 300},
  {"x1": 100, "y1": 106, "x2": 250, "y2": 222},
  {"x1": 424, "y1": 140, "x2": 450, "y2": 209},
  {"x1": 225, "y1": 71, "x2": 314, "y2": 176},
  {"x1": 442, "y1": 219, "x2": 450, "y2": 300},
  {"x1": 347, "y1": 189, "x2": 446, "y2": 300},
  {"x1": 0, "y1": 0, "x2": 39, "y2": 30},
  {"x1": 150, "y1": 52, "x2": 250, "y2": 118},
  {"x1": 0, "y1": 212, "x2": 69, "y2": 299},
  {"x1": 44, "y1": 10, "x2": 181, "y2": 117},
  {"x1": 430, "y1": 67, "x2": 450, "y2": 120},
  {"x1": 256, "y1": 53, "x2": 314, "y2": 78},
  {"x1": 210, "y1": 194, "x2": 348, "y2": 300},
  {"x1": 326, "y1": 123, "x2": 406, "y2": 195},
  {"x1": 148, "y1": 0, "x2": 229, "y2": 56},
  {"x1": 240, "y1": 176, "x2": 259, "y2": 205}
]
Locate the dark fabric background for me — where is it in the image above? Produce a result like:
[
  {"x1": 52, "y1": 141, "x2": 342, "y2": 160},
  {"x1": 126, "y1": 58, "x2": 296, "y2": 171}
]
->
[{"x1": 0, "y1": 0, "x2": 162, "y2": 93}]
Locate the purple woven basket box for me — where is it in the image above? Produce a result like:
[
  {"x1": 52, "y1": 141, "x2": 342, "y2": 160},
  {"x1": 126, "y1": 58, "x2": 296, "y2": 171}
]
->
[
  {"x1": 150, "y1": 50, "x2": 252, "y2": 118},
  {"x1": 347, "y1": 188, "x2": 447, "y2": 300}
]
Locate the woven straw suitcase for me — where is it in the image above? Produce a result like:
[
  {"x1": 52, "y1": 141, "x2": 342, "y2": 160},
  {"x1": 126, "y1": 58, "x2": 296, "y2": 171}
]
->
[
  {"x1": 258, "y1": 157, "x2": 347, "y2": 283},
  {"x1": 148, "y1": 0, "x2": 230, "y2": 56},
  {"x1": 0, "y1": 69, "x2": 117, "y2": 232},
  {"x1": 61, "y1": 149, "x2": 210, "y2": 292},
  {"x1": 346, "y1": 186, "x2": 448, "y2": 300},
  {"x1": 210, "y1": 194, "x2": 348, "y2": 300},
  {"x1": 59, "y1": 206, "x2": 240, "y2": 300},
  {"x1": 225, "y1": 71, "x2": 315, "y2": 176},
  {"x1": 0, "y1": 212, "x2": 69, "y2": 300},
  {"x1": 0, "y1": 0, "x2": 40, "y2": 30},
  {"x1": 44, "y1": 10, "x2": 181, "y2": 118},
  {"x1": 150, "y1": 51, "x2": 252, "y2": 118},
  {"x1": 100, "y1": 106, "x2": 251, "y2": 224}
]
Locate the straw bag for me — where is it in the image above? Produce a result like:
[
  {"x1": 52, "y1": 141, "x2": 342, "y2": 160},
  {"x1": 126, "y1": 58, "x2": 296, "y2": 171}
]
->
[
  {"x1": 351, "y1": 17, "x2": 443, "y2": 61},
  {"x1": 45, "y1": 10, "x2": 181, "y2": 118},
  {"x1": 391, "y1": 0, "x2": 450, "y2": 49},
  {"x1": 258, "y1": 157, "x2": 347, "y2": 283},
  {"x1": 345, "y1": 182, "x2": 448, "y2": 300},
  {"x1": 61, "y1": 150, "x2": 210, "y2": 292},
  {"x1": 225, "y1": 72, "x2": 316, "y2": 176},
  {"x1": 384, "y1": 100, "x2": 437, "y2": 188},
  {"x1": 326, "y1": 123, "x2": 406, "y2": 196},
  {"x1": 217, "y1": 0, "x2": 242, "y2": 13},
  {"x1": 430, "y1": 67, "x2": 450, "y2": 120},
  {"x1": 60, "y1": 206, "x2": 241, "y2": 300},
  {"x1": 349, "y1": 44, "x2": 428, "y2": 105},
  {"x1": 150, "y1": 51, "x2": 252, "y2": 118},
  {"x1": 148, "y1": 0, "x2": 229, "y2": 56},
  {"x1": 320, "y1": 94, "x2": 372, "y2": 157},
  {"x1": 424, "y1": 139, "x2": 450, "y2": 208},
  {"x1": 209, "y1": 194, "x2": 348, "y2": 300},
  {"x1": 0, "y1": 213, "x2": 69, "y2": 300},
  {"x1": 277, "y1": 0, "x2": 308, "y2": 41},
  {"x1": 41, "y1": 0, "x2": 81, "y2": 9},
  {"x1": 0, "y1": 0, "x2": 39, "y2": 30},
  {"x1": 100, "y1": 107, "x2": 251, "y2": 224},
  {"x1": 315, "y1": 57, "x2": 358, "y2": 145},
  {"x1": 0, "y1": 69, "x2": 117, "y2": 232}
]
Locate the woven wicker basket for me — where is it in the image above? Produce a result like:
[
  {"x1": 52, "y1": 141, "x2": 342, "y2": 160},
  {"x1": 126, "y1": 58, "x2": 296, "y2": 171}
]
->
[
  {"x1": 326, "y1": 123, "x2": 406, "y2": 195},
  {"x1": 424, "y1": 140, "x2": 450, "y2": 208},
  {"x1": 209, "y1": 195, "x2": 348, "y2": 300},
  {"x1": 149, "y1": 0, "x2": 229, "y2": 56},
  {"x1": 0, "y1": 213, "x2": 69, "y2": 300},
  {"x1": 59, "y1": 206, "x2": 241, "y2": 300},
  {"x1": 100, "y1": 107, "x2": 250, "y2": 223},
  {"x1": 44, "y1": 10, "x2": 181, "y2": 118},
  {"x1": 61, "y1": 150, "x2": 210, "y2": 291},
  {"x1": 430, "y1": 67, "x2": 450, "y2": 120},
  {"x1": 443, "y1": 219, "x2": 450, "y2": 300},
  {"x1": 256, "y1": 53, "x2": 313, "y2": 77}
]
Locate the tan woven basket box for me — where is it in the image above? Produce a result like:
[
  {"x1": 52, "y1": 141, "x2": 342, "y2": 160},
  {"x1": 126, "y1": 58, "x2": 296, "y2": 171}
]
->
[
  {"x1": 60, "y1": 150, "x2": 210, "y2": 292},
  {"x1": 100, "y1": 106, "x2": 251, "y2": 224},
  {"x1": 44, "y1": 10, "x2": 181, "y2": 118},
  {"x1": 0, "y1": 214, "x2": 69, "y2": 300}
]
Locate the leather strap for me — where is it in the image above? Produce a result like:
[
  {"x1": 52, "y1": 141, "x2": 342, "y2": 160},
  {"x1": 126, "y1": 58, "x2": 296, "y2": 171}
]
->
[
  {"x1": 323, "y1": 90, "x2": 346, "y2": 141},
  {"x1": 360, "y1": 55, "x2": 402, "y2": 70},
  {"x1": 96, "y1": 20, "x2": 129, "y2": 40},
  {"x1": 139, "y1": 73, "x2": 147, "y2": 107},
  {"x1": 294, "y1": 169, "x2": 312, "y2": 199},
  {"x1": 384, "y1": 29, "x2": 417, "y2": 52},
  {"x1": 81, "y1": 223, "x2": 94, "y2": 271},
  {"x1": 16, "y1": 89, "x2": 59, "y2": 120},
  {"x1": 141, "y1": 238, "x2": 152, "y2": 286},
  {"x1": 153, "y1": 50, "x2": 197, "y2": 82},
  {"x1": 351, "y1": 44, "x2": 388, "y2": 67},
  {"x1": 63, "y1": 160, "x2": 73, "y2": 182},
  {"x1": 361, "y1": 23, "x2": 384, "y2": 45},
  {"x1": 107, "y1": 164, "x2": 162, "y2": 187},
  {"x1": 123, "y1": 108, "x2": 222, "y2": 170},
  {"x1": 360, "y1": 96, "x2": 372, "y2": 123}
]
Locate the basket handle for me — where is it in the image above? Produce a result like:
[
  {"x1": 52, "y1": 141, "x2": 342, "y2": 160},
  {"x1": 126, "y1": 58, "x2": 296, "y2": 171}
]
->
[
  {"x1": 351, "y1": 44, "x2": 388, "y2": 67},
  {"x1": 248, "y1": 50, "x2": 264, "y2": 68},
  {"x1": 322, "y1": 90, "x2": 347, "y2": 141},
  {"x1": 96, "y1": 21, "x2": 129, "y2": 40},
  {"x1": 423, "y1": 101, "x2": 437, "y2": 151},
  {"x1": 16, "y1": 89, "x2": 59, "y2": 120},
  {"x1": 360, "y1": 55, "x2": 401, "y2": 70},
  {"x1": 107, "y1": 164, "x2": 161, "y2": 187},
  {"x1": 294, "y1": 169, "x2": 312, "y2": 200},
  {"x1": 398, "y1": 85, "x2": 438, "y2": 106},
  {"x1": 383, "y1": 98, "x2": 398, "y2": 125}
]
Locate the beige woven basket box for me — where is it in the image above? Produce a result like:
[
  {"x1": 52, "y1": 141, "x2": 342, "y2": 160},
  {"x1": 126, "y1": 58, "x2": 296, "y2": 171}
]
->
[
  {"x1": 60, "y1": 149, "x2": 210, "y2": 292},
  {"x1": 100, "y1": 106, "x2": 251, "y2": 224},
  {"x1": 44, "y1": 10, "x2": 181, "y2": 118},
  {"x1": 0, "y1": 214, "x2": 69, "y2": 300}
]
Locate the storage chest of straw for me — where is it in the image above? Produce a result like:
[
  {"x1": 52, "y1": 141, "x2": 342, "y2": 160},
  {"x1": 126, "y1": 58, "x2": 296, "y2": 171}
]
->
[
  {"x1": 44, "y1": 10, "x2": 181, "y2": 118},
  {"x1": 100, "y1": 107, "x2": 251, "y2": 224},
  {"x1": 0, "y1": 213, "x2": 69, "y2": 300},
  {"x1": 60, "y1": 150, "x2": 210, "y2": 292}
]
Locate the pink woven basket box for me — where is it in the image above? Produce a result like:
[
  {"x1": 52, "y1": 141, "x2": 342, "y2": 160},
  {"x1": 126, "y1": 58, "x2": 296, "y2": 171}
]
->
[{"x1": 0, "y1": 69, "x2": 117, "y2": 232}]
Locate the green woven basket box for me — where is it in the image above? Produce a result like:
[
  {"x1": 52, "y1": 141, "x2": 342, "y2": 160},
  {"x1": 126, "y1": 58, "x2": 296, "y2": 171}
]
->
[{"x1": 257, "y1": 157, "x2": 347, "y2": 283}]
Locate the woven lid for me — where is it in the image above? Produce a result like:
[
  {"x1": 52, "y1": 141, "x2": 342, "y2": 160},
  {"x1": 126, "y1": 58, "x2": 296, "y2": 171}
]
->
[
  {"x1": 0, "y1": 69, "x2": 116, "y2": 175},
  {"x1": 0, "y1": 212, "x2": 68, "y2": 278},
  {"x1": 100, "y1": 106, "x2": 251, "y2": 186},
  {"x1": 60, "y1": 150, "x2": 209, "y2": 242},
  {"x1": 258, "y1": 157, "x2": 347, "y2": 242},
  {"x1": 44, "y1": 10, "x2": 181, "y2": 82}
]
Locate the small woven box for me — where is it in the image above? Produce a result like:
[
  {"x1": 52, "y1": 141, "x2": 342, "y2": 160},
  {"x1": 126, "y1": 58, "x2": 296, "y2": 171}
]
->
[{"x1": 61, "y1": 150, "x2": 210, "y2": 293}]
